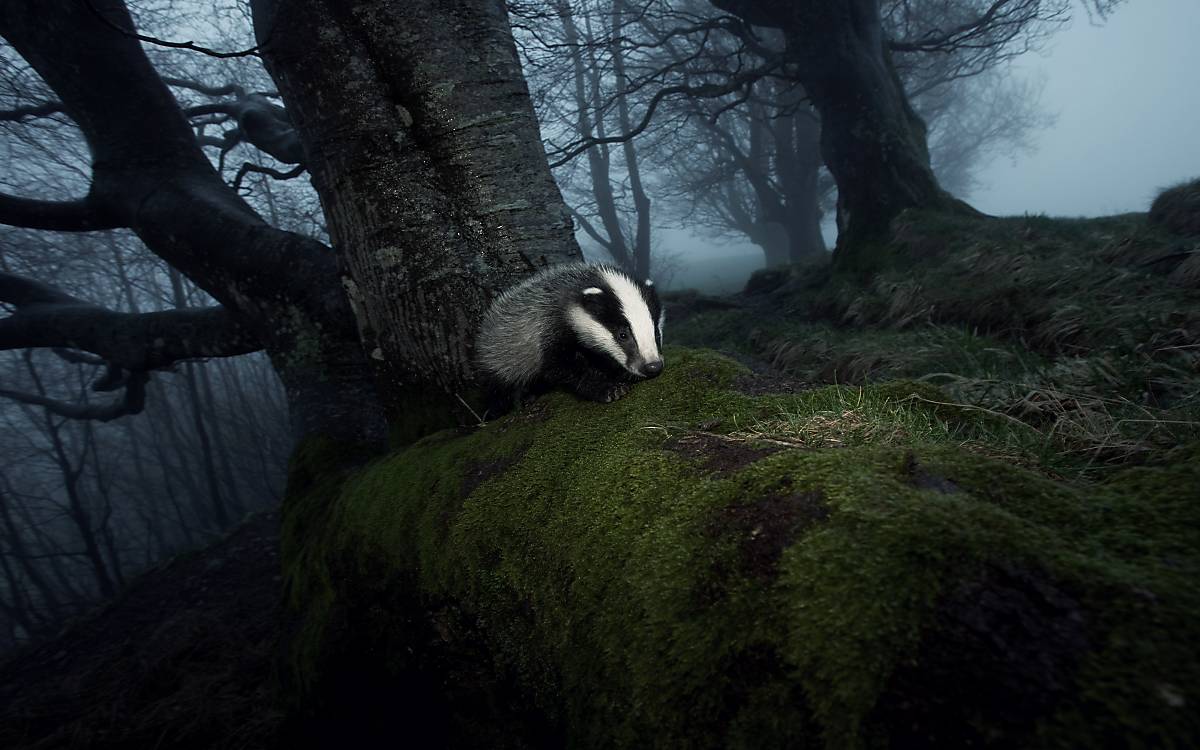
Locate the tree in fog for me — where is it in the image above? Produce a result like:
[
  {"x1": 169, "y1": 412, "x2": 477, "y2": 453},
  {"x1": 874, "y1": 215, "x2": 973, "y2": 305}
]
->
[
  {"x1": 529, "y1": 0, "x2": 655, "y2": 278},
  {"x1": 707, "y1": 0, "x2": 1121, "y2": 266},
  {"x1": 531, "y1": 0, "x2": 1092, "y2": 270},
  {"x1": 0, "y1": 228, "x2": 291, "y2": 646},
  {"x1": 648, "y1": 78, "x2": 827, "y2": 268}
]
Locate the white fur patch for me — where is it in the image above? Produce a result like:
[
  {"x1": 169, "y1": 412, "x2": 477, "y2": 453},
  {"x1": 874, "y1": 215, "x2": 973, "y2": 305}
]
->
[
  {"x1": 583, "y1": 287, "x2": 603, "y2": 295},
  {"x1": 567, "y1": 304, "x2": 626, "y2": 366},
  {"x1": 645, "y1": 279, "x2": 654, "y2": 287},
  {"x1": 601, "y1": 268, "x2": 660, "y2": 364}
]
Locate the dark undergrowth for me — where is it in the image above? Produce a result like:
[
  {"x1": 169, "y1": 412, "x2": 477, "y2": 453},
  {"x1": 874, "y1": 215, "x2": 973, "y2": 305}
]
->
[{"x1": 0, "y1": 512, "x2": 284, "y2": 750}]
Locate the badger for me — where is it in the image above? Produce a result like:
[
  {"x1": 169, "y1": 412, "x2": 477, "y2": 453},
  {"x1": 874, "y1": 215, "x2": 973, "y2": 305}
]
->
[{"x1": 476, "y1": 262, "x2": 665, "y2": 408}]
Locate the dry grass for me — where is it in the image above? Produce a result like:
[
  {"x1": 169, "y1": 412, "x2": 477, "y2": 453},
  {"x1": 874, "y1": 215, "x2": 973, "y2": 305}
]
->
[
  {"x1": 667, "y1": 208, "x2": 1200, "y2": 478},
  {"x1": 921, "y1": 373, "x2": 1198, "y2": 471}
]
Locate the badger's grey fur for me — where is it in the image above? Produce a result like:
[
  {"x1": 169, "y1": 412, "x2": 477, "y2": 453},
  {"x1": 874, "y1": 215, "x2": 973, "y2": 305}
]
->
[{"x1": 476, "y1": 262, "x2": 664, "y2": 405}]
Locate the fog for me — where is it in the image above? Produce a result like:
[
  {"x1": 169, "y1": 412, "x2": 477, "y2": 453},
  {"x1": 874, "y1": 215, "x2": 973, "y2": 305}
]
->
[
  {"x1": 667, "y1": 0, "x2": 1200, "y2": 292},
  {"x1": 973, "y1": 0, "x2": 1200, "y2": 217}
]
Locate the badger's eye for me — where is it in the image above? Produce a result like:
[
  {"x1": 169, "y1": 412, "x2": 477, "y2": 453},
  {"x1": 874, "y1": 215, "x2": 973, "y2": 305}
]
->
[{"x1": 618, "y1": 330, "x2": 629, "y2": 341}]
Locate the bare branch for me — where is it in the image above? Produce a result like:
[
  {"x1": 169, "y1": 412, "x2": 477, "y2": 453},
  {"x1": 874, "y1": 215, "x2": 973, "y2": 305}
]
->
[
  {"x1": 0, "y1": 194, "x2": 122, "y2": 232},
  {"x1": 232, "y1": 162, "x2": 306, "y2": 193},
  {"x1": 184, "y1": 97, "x2": 303, "y2": 164},
  {"x1": 183, "y1": 102, "x2": 238, "y2": 119},
  {"x1": 0, "y1": 100, "x2": 64, "y2": 122},
  {"x1": 548, "y1": 63, "x2": 779, "y2": 168},
  {"x1": 0, "y1": 372, "x2": 147, "y2": 422},
  {"x1": 82, "y1": 0, "x2": 261, "y2": 59},
  {"x1": 51, "y1": 348, "x2": 107, "y2": 366},
  {"x1": 567, "y1": 206, "x2": 615, "y2": 251},
  {"x1": 162, "y1": 77, "x2": 246, "y2": 98},
  {"x1": 0, "y1": 271, "x2": 261, "y2": 370},
  {"x1": 888, "y1": 0, "x2": 1060, "y2": 54},
  {"x1": 0, "y1": 273, "x2": 77, "y2": 306}
]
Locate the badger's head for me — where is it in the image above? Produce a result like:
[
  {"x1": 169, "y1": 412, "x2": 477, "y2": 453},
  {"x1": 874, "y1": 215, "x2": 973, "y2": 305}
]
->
[{"x1": 567, "y1": 266, "x2": 665, "y2": 379}]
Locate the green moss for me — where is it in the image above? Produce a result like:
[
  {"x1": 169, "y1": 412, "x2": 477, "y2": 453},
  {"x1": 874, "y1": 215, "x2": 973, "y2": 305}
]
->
[
  {"x1": 278, "y1": 436, "x2": 384, "y2": 699},
  {"x1": 281, "y1": 348, "x2": 1199, "y2": 746}
]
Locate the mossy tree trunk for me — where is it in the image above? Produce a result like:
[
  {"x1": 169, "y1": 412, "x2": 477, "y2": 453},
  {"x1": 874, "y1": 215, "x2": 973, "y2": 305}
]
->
[{"x1": 252, "y1": 0, "x2": 582, "y2": 435}]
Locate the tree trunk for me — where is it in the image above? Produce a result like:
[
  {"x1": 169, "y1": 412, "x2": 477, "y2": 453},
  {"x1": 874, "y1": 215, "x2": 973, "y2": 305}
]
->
[
  {"x1": 612, "y1": 0, "x2": 653, "y2": 280},
  {"x1": 752, "y1": 221, "x2": 793, "y2": 269},
  {"x1": 774, "y1": 107, "x2": 827, "y2": 263},
  {"x1": 253, "y1": 0, "x2": 581, "y2": 436}
]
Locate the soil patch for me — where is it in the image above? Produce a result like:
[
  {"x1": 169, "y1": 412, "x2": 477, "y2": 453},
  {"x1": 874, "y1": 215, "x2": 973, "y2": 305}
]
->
[
  {"x1": 716, "y1": 490, "x2": 831, "y2": 579},
  {"x1": 733, "y1": 371, "x2": 814, "y2": 395},
  {"x1": 664, "y1": 431, "x2": 781, "y2": 477}
]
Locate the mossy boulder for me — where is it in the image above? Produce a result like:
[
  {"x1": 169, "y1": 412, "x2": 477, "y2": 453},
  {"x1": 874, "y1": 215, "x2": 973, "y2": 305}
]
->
[
  {"x1": 282, "y1": 348, "x2": 1199, "y2": 748},
  {"x1": 1150, "y1": 178, "x2": 1200, "y2": 237}
]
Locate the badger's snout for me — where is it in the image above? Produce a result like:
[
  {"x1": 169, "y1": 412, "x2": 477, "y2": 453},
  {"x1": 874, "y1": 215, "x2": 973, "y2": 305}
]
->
[{"x1": 641, "y1": 359, "x2": 664, "y2": 379}]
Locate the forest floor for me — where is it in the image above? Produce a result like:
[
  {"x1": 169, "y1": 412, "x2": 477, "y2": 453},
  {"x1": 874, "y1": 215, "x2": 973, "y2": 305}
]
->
[{"x1": 0, "y1": 511, "x2": 283, "y2": 750}]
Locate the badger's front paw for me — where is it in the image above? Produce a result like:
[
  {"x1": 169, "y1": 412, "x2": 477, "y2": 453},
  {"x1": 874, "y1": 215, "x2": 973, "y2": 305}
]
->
[
  {"x1": 601, "y1": 383, "x2": 631, "y2": 403},
  {"x1": 571, "y1": 374, "x2": 631, "y2": 403}
]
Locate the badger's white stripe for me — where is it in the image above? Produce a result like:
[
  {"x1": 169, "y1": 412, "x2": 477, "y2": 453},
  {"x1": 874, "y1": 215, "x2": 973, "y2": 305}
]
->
[
  {"x1": 600, "y1": 268, "x2": 660, "y2": 363},
  {"x1": 567, "y1": 304, "x2": 627, "y2": 366},
  {"x1": 583, "y1": 287, "x2": 603, "y2": 295}
]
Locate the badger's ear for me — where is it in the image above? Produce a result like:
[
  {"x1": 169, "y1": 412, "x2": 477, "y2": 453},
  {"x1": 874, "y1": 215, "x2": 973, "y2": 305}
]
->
[
  {"x1": 582, "y1": 287, "x2": 604, "y2": 296},
  {"x1": 644, "y1": 279, "x2": 654, "y2": 287}
]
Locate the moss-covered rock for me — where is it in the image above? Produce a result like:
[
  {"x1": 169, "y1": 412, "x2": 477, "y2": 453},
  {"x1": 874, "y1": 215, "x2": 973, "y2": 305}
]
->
[
  {"x1": 282, "y1": 348, "x2": 1199, "y2": 748},
  {"x1": 1150, "y1": 178, "x2": 1200, "y2": 238}
]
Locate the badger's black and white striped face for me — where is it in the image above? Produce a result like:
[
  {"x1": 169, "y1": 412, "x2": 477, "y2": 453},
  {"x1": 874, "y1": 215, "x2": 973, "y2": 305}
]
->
[{"x1": 567, "y1": 267, "x2": 664, "y2": 379}]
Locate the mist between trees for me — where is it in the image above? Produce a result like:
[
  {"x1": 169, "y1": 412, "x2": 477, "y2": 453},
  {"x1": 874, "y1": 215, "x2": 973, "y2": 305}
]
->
[
  {"x1": 0, "y1": 233, "x2": 291, "y2": 652},
  {"x1": 0, "y1": 0, "x2": 1120, "y2": 653}
]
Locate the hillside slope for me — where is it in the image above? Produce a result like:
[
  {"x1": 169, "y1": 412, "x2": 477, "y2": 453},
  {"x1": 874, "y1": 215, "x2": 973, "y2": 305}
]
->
[{"x1": 0, "y1": 512, "x2": 284, "y2": 750}]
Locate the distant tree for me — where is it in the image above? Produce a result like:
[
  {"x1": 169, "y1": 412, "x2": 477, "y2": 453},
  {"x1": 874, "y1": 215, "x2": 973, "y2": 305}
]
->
[
  {"x1": 659, "y1": 79, "x2": 828, "y2": 267},
  {"x1": 0, "y1": 227, "x2": 290, "y2": 648},
  {"x1": 533, "y1": 0, "x2": 1092, "y2": 271},
  {"x1": 543, "y1": 0, "x2": 655, "y2": 278},
  {"x1": 708, "y1": 0, "x2": 1122, "y2": 267}
]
